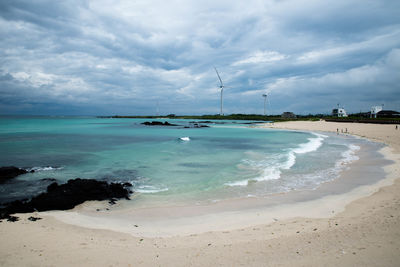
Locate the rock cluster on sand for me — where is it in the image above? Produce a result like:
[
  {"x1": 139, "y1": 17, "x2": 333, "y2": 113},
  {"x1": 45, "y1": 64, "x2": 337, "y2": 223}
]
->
[{"x1": 0, "y1": 178, "x2": 132, "y2": 219}]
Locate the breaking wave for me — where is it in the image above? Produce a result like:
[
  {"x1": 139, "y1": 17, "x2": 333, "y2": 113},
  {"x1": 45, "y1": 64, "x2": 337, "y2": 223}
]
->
[
  {"x1": 26, "y1": 166, "x2": 63, "y2": 172},
  {"x1": 135, "y1": 185, "x2": 169, "y2": 194},
  {"x1": 226, "y1": 132, "x2": 327, "y2": 187}
]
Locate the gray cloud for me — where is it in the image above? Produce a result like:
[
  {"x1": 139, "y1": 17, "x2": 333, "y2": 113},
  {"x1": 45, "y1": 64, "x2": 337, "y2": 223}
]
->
[{"x1": 0, "y1": 0, "x2": 399, "y2": 115}]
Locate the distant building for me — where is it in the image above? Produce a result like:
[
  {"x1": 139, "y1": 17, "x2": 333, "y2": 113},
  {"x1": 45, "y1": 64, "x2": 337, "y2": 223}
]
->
[
  {"x1": 376, "y1": 110, "x2": 400, "y2": 118},
  {"x1": 370, "y1": 106, "x2": 383, "y2": 118},
  {"x1": 332, "y1": 108, "x2": 348, "y2": 117},
  {"x1": 281, "y1": 112, "x2": 296, "y2": 118}
]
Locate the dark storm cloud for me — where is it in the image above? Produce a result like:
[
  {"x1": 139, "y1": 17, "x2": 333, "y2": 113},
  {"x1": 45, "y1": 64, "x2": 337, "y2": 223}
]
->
[{"x1": 0, "y1": 0, "x2": 399, "y2": 115}]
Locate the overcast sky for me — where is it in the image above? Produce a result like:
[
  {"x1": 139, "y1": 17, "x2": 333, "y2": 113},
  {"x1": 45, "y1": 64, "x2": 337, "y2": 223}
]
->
[{"x1": 1, "y1": 0, "x2": 399, "y2": 116}]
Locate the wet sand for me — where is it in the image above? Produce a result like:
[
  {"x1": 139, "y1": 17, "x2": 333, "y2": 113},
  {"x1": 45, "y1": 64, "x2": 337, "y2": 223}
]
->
[{"x1": 1, "y1": 120, "x2": 399, "y2": 266}]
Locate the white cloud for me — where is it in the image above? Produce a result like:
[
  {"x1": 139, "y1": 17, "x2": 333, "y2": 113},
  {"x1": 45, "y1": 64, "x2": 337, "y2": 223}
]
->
[
  {"x1": 121, "y1": 65, "x2": 146, "y2": 74},
  {"x1": 253, "y1": 49, "x2": 400, "y2": 113},
  {"x1": 297, "y1": 29, "x2": 400, "y2": 64},
  {"x1": 232, "y1": 51, "x2": 288, "y2": 66},
  {"x1": 11, "y1": 71, "x2": 56, "y2": 87},
  {"x1": 1, "y1": 0, "x2": 399, "y2": 115}
]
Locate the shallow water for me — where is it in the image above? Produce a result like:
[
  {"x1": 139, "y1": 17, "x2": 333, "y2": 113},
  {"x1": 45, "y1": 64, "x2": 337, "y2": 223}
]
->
[{"x1": 0, "y1": 116, "x2": 372, "y2": 206}]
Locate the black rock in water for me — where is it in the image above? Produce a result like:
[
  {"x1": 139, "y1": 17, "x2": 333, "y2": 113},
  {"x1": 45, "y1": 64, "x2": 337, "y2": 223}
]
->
[
  {"x1": 141, "y1": 121, "x2": 179, "y2": 126},
  {"x1": 0, "y1": 178, "x2": 132, "y2": 219},
  {"x1": 40, "y1": 178, "x2": 57, "y2": 182},
  {"x1": 122, "y1": 182, "x2": 133, "y2": 187},
  {"x1": 192, "y1": 121, "x2": 213, "y2": 124},
  {"x1": 0, "y1": 166, "x2": 30, "y2": 184},
  {"x1": 188, "y1": 122, "x2": 210, "y2": 128},
  {"x1": 193, "y1": 123, "x2": 209, "y2": 128}
]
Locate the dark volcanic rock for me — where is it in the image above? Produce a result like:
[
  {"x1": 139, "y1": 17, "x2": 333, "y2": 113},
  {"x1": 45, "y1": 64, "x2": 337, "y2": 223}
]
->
[
  {"x1": 0, "y1": 166, "x2": 30, "y2": 184},
  {"x1": 199, "y1": 121, "x2": 227, "y2": 124},
  {"x1": 40, "y1": 178, "x2": 57, "y2": 182},
  {"x1": 0, "y1": 178, "x2": 132, "y2": 219},
  {"x1": 195, "y1": 121, "x2": 213, "y2": 123},
  {"x1": 6, "y1": 215, "x2": 19, "y2": 222},
  {"x1": 141, "y1": 121, "x2": 210, "y2": 128},
  {"x1": 141, "y1": 121, "x2": 179, "y2": 126},
  {"x1": 190, "y1": 123, "x2": 210, "y2": 128},
  {"x1": 28, "y1": 216, "x2": 42, "y2": 221}
]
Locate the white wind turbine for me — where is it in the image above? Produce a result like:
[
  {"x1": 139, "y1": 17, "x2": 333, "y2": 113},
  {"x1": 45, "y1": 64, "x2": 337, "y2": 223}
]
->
[{"x1": 214, "y1": 67, "x2": 225, "y2": 115}]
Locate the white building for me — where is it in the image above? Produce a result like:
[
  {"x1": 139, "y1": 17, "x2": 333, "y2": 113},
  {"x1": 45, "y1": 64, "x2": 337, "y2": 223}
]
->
[
  {"x1": 332, "y1": 108, "x2": 348, "y2": 117},
  {"x1": 370, "y1": 106, "x2": 383, "y2": 118}
]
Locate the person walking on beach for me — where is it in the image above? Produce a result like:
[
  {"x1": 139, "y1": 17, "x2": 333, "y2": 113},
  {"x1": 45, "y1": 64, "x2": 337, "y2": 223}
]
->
[{"x1": 396, "y1": 125, "x2": 398, "y2": 130}]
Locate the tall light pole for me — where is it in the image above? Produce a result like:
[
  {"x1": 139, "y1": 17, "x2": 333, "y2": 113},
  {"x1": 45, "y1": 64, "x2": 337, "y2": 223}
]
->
[{"x1": 262, "y1": 94, "x2": 267, "y2": 115}]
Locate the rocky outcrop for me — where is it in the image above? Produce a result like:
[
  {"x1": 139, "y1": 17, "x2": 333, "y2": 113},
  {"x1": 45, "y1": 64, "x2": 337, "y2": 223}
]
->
[
  {"x1": 0, "y1": 178, "x2": 132, "y2": 219},
  {"x1": 190, "y1": 123, "x2": 209, "y2": 128},
  {"x1": 0, "y1": 166, "x2": 31, "y2": 184},
  {"x1": 141, "y1": 121, "x2": 179, "y2": 126},
  {"x1": 141, "y1": 121, "x2": 210, "y2": 128}
]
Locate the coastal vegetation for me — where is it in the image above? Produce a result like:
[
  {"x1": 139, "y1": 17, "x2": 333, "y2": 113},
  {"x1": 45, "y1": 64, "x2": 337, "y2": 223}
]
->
[
  {"x1": 104, "y1": 114, "x2": 320, "y2": 122},
  {"x1": 100, "y1": 113, "x2": 400, "y2": 124}
]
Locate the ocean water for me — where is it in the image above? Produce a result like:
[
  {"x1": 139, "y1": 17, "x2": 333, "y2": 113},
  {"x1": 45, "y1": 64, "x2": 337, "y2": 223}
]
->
[{"x1": 0, "y1": 116, "x2": 365, "y2": 206}]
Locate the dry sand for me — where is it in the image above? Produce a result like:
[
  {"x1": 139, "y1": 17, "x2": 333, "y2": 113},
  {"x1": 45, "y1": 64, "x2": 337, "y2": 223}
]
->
[{"x1": 1, "y1": 120, "x2": 400, "y2": 266}]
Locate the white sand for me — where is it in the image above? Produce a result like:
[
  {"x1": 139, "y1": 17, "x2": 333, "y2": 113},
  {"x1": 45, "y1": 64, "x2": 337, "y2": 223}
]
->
[{"x1": 1, "y1": 120, "x2": 399, "y2": 266}]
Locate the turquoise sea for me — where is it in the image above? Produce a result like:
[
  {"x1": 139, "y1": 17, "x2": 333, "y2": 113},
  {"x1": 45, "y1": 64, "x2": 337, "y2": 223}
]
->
[{"x1": 0, "y1": 116, "x2": 365, "y2": 206}]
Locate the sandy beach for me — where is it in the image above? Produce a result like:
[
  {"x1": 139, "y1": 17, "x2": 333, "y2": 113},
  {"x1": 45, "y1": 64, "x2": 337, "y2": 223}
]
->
[{"x1": 1, "y1": 120, "x2": 400, "y2": 267}]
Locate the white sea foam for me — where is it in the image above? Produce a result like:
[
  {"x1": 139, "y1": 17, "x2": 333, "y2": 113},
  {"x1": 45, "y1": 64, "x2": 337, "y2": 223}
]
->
[
  {"x1": 179, "y1": 137, "x2": 190, "y2": 141},
  {"x1": 284, "y1": 132, "x2": 327, "y2": 169},
  {"x1": 282, "y1": 151, "x2": 296, "y2": 170},
  {"x1": 293, "y1": 133, "x2": 327, "y2": 154},
  {"x1": 335, "y1": 144, "x2": 360, "y2": 168},
  {"x1": 255, "y1": 166, "x2": 282, "y2": 182},
  {"x1": 225, "y1": 157, "x2": 283, "y2": 186},
  {"x1": 27, "y1": 166, "x2": 63, "y2": 172},
  {"x1": 136, "y1": 185, "x2": 169, "y2": 194},
  {"x1": 225, "y1": 179, "x2": 251, "y2": 187},
  {"x1": 226, "y1": 132, "x2": 327, "y2": 187},
  {"x1": 279, "y1": 143, "x2": 361, "y2": 191}
]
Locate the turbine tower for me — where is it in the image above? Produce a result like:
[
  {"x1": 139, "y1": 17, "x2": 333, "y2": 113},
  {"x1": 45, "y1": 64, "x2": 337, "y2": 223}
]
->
[
  {"x1": 262, "y1": 94, "x2": 268, "y2": 115},
  {"x1": 214, "y1": 67, "x2": 225, "y2": 115}
]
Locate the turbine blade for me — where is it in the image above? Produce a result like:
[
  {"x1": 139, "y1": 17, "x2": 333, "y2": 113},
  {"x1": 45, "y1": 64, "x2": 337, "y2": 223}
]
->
[{"x1": 214, "y1": 67, "x2": 223, "y2": 86}]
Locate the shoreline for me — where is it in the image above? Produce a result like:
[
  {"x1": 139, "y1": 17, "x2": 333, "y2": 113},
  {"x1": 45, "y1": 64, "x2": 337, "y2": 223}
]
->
[
  {"x1": 47, "y1": 135, "x2": 391, "y2": 238},
  {"x1": 1, "y1": 120, "x2": 399, "y2": 266}
]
